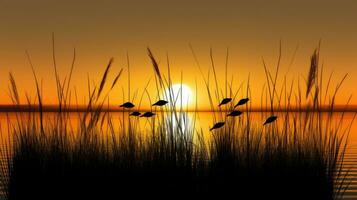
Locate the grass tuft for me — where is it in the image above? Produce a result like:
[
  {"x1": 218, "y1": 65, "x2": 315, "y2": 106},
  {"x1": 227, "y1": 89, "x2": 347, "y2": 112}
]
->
[{"x1": 0, "y1": 44, "x2": 353, "y2": 200}]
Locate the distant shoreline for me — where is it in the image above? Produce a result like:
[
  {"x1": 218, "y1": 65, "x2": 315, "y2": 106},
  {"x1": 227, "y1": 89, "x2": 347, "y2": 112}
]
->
[{"x1": 0, "y1": 104, "x2": 356, "y2": 112}]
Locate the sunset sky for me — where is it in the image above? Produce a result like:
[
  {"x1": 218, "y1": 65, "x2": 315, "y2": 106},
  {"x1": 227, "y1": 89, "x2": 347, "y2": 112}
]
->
[{"x1": 0, "y1": 0, "x2": 357, "y2": 109}]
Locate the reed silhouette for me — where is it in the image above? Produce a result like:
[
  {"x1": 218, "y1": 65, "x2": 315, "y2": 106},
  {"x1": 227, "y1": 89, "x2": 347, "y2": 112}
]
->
[
  {"x1": 120, "y1": 102, "x2": 135, "y2": 108},
  {"x1": 152, "y1": 100, "x2": 168, "y2": 106},
  {"x1": 234, "y1": 97, "x2": 249, "y2": 107},
  {"x1": 0, "y1": 43, "x2": 353, "y2": 200},
  {"x1": 210, "y1": 122, "x2": 225, "y2": 131},
  {"x1": 218, "y1": 97, "x2": 232, "y2": 106},
  {"x1": 129, "y1": 111, "x2": 141, "y2": 116},
  {"x1": 227, "y1": 110, "x2": 242, "y2": 117},
  {"x1": 263, "y1": 115, "x2": 278, "y2": 125},
  {"x1": 140, "y1": 111, "x2": 155, "y2": 117}
]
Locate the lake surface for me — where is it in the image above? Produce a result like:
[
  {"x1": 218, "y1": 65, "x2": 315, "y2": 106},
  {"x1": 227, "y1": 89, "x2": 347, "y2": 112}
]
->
[{"x1": 0, "y1": 111, "x2": 356, "y2": 199}]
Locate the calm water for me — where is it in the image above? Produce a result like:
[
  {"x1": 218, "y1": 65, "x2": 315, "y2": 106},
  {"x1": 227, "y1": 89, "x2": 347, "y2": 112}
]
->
[
  {"x1": 3, "y1": 111, "x2": 356, "y2": 144},
  {"x1": 0, "y1": 111, "x2": 356, "y2": 199}
]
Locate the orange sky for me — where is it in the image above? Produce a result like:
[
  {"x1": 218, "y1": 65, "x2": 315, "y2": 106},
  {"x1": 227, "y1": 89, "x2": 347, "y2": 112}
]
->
[{"x1": 0, "y1": 0, "x2": 356, "y2": 110}]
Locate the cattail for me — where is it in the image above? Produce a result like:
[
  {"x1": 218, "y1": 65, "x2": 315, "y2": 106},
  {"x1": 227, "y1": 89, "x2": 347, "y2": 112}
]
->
[
  {"x1": 97, "y1": 58, "x2": 113, "y2": 98},
  {"x1": 111, "y1": 68, "x2": 123, "y2": 90},
  {"x1": 9, "y1": 72, "x2": 20, "y2": 105},
  {"x1": 147, "y1": 48, "x2": 162, "y2": 82},
  {"x1": 306, "y1": 49, "x2": 319, "y2": 98}
]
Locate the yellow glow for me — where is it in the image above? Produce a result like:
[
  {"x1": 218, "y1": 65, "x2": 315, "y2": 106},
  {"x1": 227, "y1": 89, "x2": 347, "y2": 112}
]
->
[{"x1": 163, "y1": 84, "x2": 194, "y2": 108}]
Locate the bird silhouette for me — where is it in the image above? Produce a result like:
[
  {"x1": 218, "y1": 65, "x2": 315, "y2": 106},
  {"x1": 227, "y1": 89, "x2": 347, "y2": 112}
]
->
[
  {"x1": 152, "y1": 100, "x2": 168, "y2": 106},
  {"x1": 227, "y1": 110, "x2": 242, "y2": 117},
  {"x1": 140, "y1": 112, "x2": 155, "y2": 118},
  {"x1": 210, "y1": 122, "x2": 225, "y2": 131},
  {"x1": 120, "y1": 102, "x2": 135, "y2": 108},
  {"x1": 263, "y1": 116, "x2": 278, "y2": 125},
  {"x1": 130, "y1": 111, "x2": 141, "y2": 116},
  {"x1": 219, "y1": 98, "x2": 232, "y2": 106},
  {"x1": 234, "y1": 98, "x2": 249, "y2": 108}
]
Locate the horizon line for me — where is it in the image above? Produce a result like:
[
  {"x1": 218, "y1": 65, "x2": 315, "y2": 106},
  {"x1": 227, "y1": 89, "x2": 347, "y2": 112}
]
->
[{"x1": 0, "y1": 104, "x2": 356, "y2": 113}]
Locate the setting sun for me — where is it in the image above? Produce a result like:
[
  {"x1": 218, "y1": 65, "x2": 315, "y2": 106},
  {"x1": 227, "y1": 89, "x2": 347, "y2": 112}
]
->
[
  {"x1": 163, "y1": 84, "x2": 194, "y2": 109},
  {"x1": 1, "y1": 1, "x2": 357, "y2": 199}
]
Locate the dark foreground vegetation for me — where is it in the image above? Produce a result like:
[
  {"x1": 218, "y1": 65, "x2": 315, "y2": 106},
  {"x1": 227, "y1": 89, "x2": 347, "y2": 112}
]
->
[{"x1": 0, "y1": 43, "x2": 354, "y2": 200}]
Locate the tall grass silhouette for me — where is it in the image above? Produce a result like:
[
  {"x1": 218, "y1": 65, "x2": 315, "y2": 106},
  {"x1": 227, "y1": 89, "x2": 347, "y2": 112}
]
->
[{"x1": 0, "y1": 43, "x2": 354, "y2": 200}]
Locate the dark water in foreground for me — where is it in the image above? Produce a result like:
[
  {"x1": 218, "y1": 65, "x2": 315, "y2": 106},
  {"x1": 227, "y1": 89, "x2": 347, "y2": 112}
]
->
[{"x1": 0, "y1": 111, "x2": 356, "y2": 199}]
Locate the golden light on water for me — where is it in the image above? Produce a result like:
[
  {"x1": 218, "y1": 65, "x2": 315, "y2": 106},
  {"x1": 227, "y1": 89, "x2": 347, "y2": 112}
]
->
[{"x1": 1, "y1": 1, "x2": 357, "y2": 199}]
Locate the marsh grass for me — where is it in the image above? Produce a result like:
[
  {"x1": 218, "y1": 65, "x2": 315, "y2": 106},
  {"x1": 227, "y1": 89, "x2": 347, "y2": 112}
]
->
[{"x1": 0, "y1": 44, "x2": 354, "y2": 200}]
